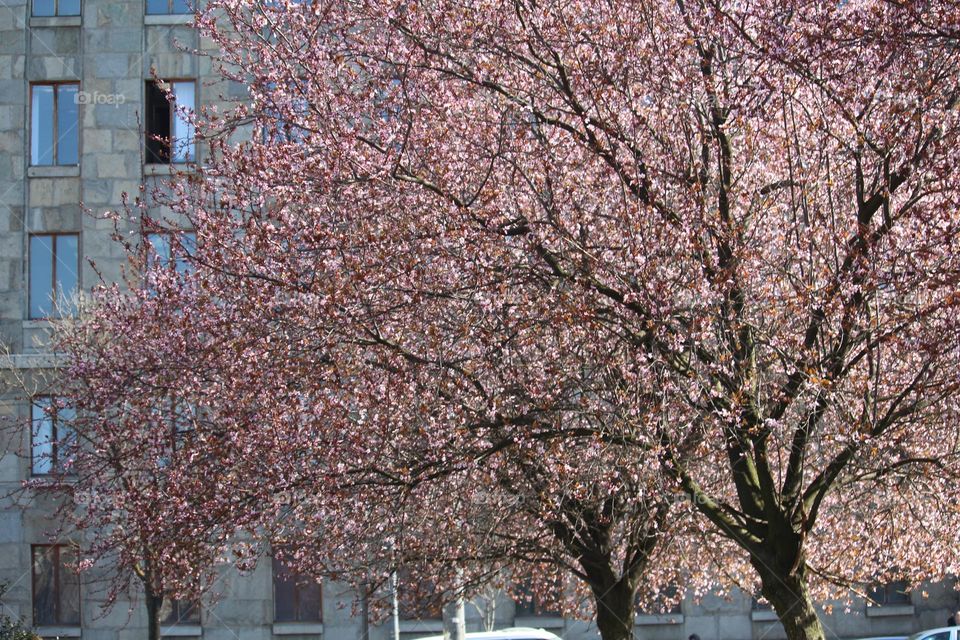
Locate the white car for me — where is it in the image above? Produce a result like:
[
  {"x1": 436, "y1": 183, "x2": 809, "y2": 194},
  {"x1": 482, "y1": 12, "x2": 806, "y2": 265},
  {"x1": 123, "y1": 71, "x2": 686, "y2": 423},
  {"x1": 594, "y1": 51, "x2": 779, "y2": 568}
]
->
[
  {"x1": 412, "y1": 628, "x2": 563, "y2": 640},
  {"x1": 906, "y1": 628, "x2": 960, "y2": 640}
]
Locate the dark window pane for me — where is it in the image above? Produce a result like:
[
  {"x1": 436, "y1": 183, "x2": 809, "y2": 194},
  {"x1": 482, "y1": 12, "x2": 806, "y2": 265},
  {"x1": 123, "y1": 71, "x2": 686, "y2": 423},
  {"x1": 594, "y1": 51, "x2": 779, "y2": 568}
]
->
[
  {"x1": 56, "y1": 85, "x2": 79, "y2": 165},
  {"x1": 55, "y1": 234, "x2": 79, "y2": 316},
  {"x1": 145, "y1": 0, "x2": 168, "y2": 13},
  {"x1": 179, "y1": 600, "x2": 200, "y2": 623},
  {"x1": 161, "y1": 598, "x2": 199, "y2": 624},
  {"x1": 32, "y1": 547, "x2": 56, "y2": 625},
  {"x1": 31, "y1": 86, "x2": 55, "y2": 166},
  {"x1": 636, "y1": 585, "x2": 681, "y2": 615},
  {"x1": 273, "y1": 557, "x2": 321, "y2": 622},
  {"x1": 273, "y1": 558, "x2": 298, "y2": 622},
  {"x1": 397, "y1": 574, "x2": 442, "y2": 621},
  {"x1": 32, "y1": 0, "x2": 56, "y2": 15},
  {"x1": 514, "y1": 579, "x2": 560, "y2": 618},
  {"x1": 296, "y1": 580, "x2": 321, "y2": 622},
  {"x1": 146, "y1": 82, "x2": 172, "y2": 162},
  {"x1": 58, "y1": 547, "x2": 81, "y2": 625},
  {"x1": 30, "y1": 236, "x2": 54, "y2": 318},
  {"x1": 170, "y1": 0, "x2": 190, "y2": 13},
  {"x1": 58, "y1": 0, "x2": 80, "y2": 15},
  {"x1": 32, "y1": 546, "x2": 80, "y2": 625},
  {"x1": 868, "y1": 581, "x2": 911, "y2": 606}
]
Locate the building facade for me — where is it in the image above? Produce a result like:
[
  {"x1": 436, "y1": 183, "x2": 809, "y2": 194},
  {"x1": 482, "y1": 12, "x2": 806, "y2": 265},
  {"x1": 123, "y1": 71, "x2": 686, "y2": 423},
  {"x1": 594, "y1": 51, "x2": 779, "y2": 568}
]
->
[{"x1": 0, "y1": 1, "x2": 957, "y2": 640}]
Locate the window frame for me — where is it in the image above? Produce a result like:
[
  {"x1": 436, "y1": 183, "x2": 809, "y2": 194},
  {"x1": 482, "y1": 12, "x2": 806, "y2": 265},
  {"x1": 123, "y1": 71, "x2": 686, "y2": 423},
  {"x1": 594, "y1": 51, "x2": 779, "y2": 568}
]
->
[
  {"x1": 145, "y1": 0, "x2": 191, "y2": 15},
  {"x1": 145, "y1": 230, "x2": 196, "y2": 274},
  {"x1": 395, "y1": 571, "x2": 443, "y2": 622},
  {"x1": 31, "y1": 0, "x2": 80, "y2": 16},
  {"x1": 635, "y1": 585, "x2": 681, "y2": 616},
  {"x1": 28, "y1": 232, "x2": 80, "y2": 320},
  {"x1": 513, "y1": 578, "x2": 562, "y2": 619},
  {"x1": 30, "y1": 82, "x2": 80, "y2": 166},
  {"x1": 160, "y1": 596, "x2": 201, "y2": 625},
  {"x1": 259, "y1": 81, "x2": 309, "y2": 145},
  {"x1": 144, "y1": 80, "x2": 196, "y2": 164},
  {"x1": 30, "y1": 397, "x2": 76, "y2": 476},
  {"x1": 867, "y1": 580, "x2": 911, "y2": 607},
  {"x1": 31, "y1": 544, "x2": 81, "y2": 627},
  {"x1": 272, "y1": 557, "x2": 322, "y2": 623}
]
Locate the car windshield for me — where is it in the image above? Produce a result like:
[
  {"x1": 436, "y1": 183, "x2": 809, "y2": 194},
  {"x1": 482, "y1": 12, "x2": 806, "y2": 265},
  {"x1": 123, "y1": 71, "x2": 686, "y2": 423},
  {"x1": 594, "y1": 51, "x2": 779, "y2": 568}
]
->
[{"x1": 907, "y1": 632, "x2": 950, "y2": 640}]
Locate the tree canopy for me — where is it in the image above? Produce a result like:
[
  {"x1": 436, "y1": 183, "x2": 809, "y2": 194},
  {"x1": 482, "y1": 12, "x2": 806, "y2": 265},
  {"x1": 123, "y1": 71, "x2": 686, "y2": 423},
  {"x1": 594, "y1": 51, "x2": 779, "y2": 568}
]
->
[{"x1": 50, "y1": 3, "x2": 960, "y2": 640}]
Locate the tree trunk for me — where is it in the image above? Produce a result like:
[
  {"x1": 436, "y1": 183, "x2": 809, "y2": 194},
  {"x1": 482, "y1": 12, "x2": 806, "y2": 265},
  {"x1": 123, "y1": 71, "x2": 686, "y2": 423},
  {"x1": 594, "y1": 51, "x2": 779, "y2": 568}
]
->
[
  {"x1": 145, "y1": 591, "x2": 163, "y2": 640},
  {"x1": 754, "y1": 560, "x2": 825, "y2": 640},
  {"x1": 591, "y1": 580, "x2": 635, "y2": 640}
]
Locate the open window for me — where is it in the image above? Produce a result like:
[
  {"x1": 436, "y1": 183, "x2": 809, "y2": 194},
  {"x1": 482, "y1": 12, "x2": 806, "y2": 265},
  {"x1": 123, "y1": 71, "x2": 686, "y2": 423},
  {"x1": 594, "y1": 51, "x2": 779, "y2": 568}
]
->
[{"x1": 145, "y1": 81, "x2": 195, "y2": 164}]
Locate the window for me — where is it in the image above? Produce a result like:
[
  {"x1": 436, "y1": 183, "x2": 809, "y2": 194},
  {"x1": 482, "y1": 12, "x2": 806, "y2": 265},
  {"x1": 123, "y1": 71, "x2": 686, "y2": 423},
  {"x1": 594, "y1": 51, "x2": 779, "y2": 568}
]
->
[
  {"x1": 636, "y1": 585, "x2": 681, "y2": 616},
  {"x1": 153, "y1": 399, "x2": 198, "y2": 467},
  {"x1": 146, "y1": 231, "x2": 196, "y2": 274},
  {"x1": 396, "y1": 572, "x2": 442, "y2": 621},
  {"x1": 31, "y1": 83, "x2": 79, "y2": 166},
  {"x1": 260, "y1": 83, "x2": 308, "y2": 144},
  {"x1": 29, "y1": 234, "x2": 79, "y2": 319},
  {"x1": 145, "y1": 81, "x2": 195, "y2": 163},
  {"x1": 751, "y1": 595, "x2": 773, "y2": 611},
  {"x1": 273, "y1": 557, "x2": 322, "y2": 622},
  {"x1": 514, "y1": 579, "x2": 561, "y2": 618},
  {"x1": 145, "y1": 0, "x2": 190, "y2": 14},
  {"x1": 160, "y1": 597, "x2": 200, "y2": 625},
  {"x1": 32, "y1": 545, "x2": 80, "y2": 626},
  {"x1": 867, "y1": 580, "x2": 911, "y2": 606},
  {"x1": 32, "y1": 0, "x2": 80, "y2": 16},
  {"x1": 31, "y1": 399, "x2": 77, "y2": 475}
]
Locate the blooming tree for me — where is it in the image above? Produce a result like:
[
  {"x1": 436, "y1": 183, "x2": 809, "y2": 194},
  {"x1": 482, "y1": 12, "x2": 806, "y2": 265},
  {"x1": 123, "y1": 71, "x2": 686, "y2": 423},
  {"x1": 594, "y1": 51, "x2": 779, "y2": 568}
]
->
[
  {"x1": 16, "y1": 283, "x2": 234, "y2": 640},
  {"x1": 52, "y1": 3, "x2": 960, "y2": 640}
]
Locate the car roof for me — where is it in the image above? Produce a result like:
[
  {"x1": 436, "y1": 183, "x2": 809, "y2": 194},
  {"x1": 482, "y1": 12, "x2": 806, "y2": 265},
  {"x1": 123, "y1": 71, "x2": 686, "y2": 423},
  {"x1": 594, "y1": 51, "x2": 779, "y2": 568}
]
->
[
  {"x1": 412, "y1": 628, "x2": 563, "y2": 640},
  {"x1": 908, "y1": 629, "x2": 959, "y2": 640}
]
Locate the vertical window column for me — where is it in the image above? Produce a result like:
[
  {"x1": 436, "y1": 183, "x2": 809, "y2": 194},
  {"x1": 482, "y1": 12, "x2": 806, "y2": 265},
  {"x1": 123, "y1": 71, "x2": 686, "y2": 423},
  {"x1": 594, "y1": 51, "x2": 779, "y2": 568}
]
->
[
  {"x1": 272, "y1": 557, "x2": 322, "y2": 623},
  {"x1": 145, "y1": 81, "x2": 195, "y2": 164},
  {"x1": 31, "y1": 399, "x2": 76, "y2": 475},
  {"x1": 31, "y1": 84, "x2": 79, "y2": 166},
  {"x1": 32, "y1": 545, "x2": 81, "y2": 626},
  {"x1": 29, "y1": 234, "x2": 79, "y2": 319}
]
